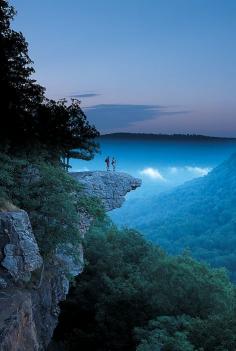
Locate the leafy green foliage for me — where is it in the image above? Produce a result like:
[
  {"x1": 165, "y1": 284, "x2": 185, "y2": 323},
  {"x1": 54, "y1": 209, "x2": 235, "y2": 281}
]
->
[
  {"x1": 0, "y1": 152, "x2": 15, "y2": 204},
  {"x1": 53, "y1": 220, "x2": 236, "y2": 351},
  {"x1": 135, "y1": 312, "x2": 236, "y2": 351},
  {"x1": 15, "y1": 162, "x2": 82, "y2": 256},
  {"x1": 0, "y1": 152, "x2": 103, "y2": 256},
  {"x1": 135, "y1": 316, "x2": 196, "y2": 351}
]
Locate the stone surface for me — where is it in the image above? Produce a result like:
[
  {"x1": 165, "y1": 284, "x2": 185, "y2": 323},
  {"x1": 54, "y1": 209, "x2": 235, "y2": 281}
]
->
[
  {"x1": 0, "y1": 211, "x2": 43, "y2": 283},
  {"x1": 55, "y1": 243, "x2": 84, "y2": 278},
  {"x1": 29, "y1": 265, "x2": 71, "y2": 349},
  {"x1": 71, "y1": 171, "x2": 142, "y2": 211},
  {"x1": 0, "y1": 291, "x2": 39, "y2": 351},
  {"x1": 0, "y1": 211, "x2": 44, "y2": 349},
  {"x1": 78, "y1": 208, "x2": 93, "y2": 238},
  {"x1": 0, "y1": 277, "x2": 7, "y2": 288}
]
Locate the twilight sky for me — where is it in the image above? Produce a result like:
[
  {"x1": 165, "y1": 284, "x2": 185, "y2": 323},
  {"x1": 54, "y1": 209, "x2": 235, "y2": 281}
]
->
[{"x1": 11, "y1": 0, "x2": 236, "y2": 136}]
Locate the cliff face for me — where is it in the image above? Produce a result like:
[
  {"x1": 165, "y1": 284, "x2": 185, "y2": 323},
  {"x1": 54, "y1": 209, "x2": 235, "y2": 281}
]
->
[{"x1": 0, "y1": 172, "x2": 141, "y2": 351}]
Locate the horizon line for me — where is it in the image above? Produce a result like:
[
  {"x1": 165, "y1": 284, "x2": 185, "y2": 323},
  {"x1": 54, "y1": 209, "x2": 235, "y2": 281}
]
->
[{"x1": 99, "y1": 132, "x2": 236, "y2": 140}]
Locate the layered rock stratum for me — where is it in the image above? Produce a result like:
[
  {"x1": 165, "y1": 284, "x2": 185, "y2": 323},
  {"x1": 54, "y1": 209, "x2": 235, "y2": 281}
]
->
[{"x1": 0, "y1": 171, "x2": 141, "y2": 351}]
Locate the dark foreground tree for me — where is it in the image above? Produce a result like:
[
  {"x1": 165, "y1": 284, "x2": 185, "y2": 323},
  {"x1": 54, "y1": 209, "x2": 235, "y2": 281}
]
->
[
  {"x1": 0, "y1": 0, "x2": 99, "y2": 161},
  {"x1": 0, "y1": 0, "x2": 44, "y2": 147},
  {"x1": 35, "y1": 99, "x2": 99, "y2": 164}
]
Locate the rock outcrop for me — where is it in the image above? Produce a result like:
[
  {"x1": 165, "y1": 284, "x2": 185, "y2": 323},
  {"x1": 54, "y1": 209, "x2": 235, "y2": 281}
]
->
[
  {"x1": 0, "y1": 171, "x2": 141, "y2": 350},
  {"x1": 0, "y1": 211, "x2": 43, "y2": 351},
  {"x1": 71, "y1": 171, "x2": 142, "y2": 211},
  {"x1": 0, "y1": 211, "x2": 42, "y2": 285}
]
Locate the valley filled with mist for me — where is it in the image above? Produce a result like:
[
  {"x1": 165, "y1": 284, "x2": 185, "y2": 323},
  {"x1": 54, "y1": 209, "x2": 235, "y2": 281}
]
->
[{"x1": 73, "y1": 134, "x2": 236, "y2": 281}]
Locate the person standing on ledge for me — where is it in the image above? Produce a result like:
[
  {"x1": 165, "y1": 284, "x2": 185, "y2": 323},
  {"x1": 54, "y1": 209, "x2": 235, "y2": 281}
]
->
[
  {"x1": 112, "y1": 157, "x2": 117, "y2": 172},
  {"x1": 105, "y1": 156, "x2": 110, "y2": 171}
]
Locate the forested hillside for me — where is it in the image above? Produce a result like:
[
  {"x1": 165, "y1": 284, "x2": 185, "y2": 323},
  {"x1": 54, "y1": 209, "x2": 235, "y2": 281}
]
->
[
  {"x1": 118, "y1": 153, "x2": 236, "y2": 281},
  {"x1": 51, "y1": 220, "x2": 236, "y2": 351}
]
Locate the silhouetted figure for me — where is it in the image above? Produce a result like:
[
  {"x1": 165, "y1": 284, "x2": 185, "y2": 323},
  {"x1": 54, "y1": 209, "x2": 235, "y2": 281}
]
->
[
  {"x1": 105, "y1": 156, "x2": 110, "y2": 171},
  {"x1": 111, "y1": 157, "x2": 116, "y2": 171}
]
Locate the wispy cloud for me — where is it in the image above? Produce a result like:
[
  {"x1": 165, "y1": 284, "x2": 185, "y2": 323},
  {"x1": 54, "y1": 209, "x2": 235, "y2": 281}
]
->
[
  {"x1": 185, "y1": 166, "x2": 211, "y2": 176},
  {"x1": 85, "y1": 104, "x2": 189, "y2": 131},
  {"x1": 169, "y1": 166, "x2": 178, "y2": 174},
  {"x1": 70, "y1": 92, "x2": 100, "y2": 98},
  {"x1": 72, "y1": 167, "x2": 89, "y2": 172},
  {"x1": 140, "y1": 167, "x2": 166, "y2": 181}
]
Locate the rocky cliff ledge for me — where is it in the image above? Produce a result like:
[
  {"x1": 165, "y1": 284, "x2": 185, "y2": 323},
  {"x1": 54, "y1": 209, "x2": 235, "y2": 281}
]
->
[
  {"x1": 71, "y1": 171, "x2": 141, "y2": 211},
  {"x1": 0, "y1": 171, "x2": 141, "y2": 351}
]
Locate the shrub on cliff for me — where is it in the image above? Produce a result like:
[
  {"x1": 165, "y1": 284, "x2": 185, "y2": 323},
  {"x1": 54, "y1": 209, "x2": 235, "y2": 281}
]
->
[{"x1": 53, "y1": 220, "x2": 236, "y2": 351}]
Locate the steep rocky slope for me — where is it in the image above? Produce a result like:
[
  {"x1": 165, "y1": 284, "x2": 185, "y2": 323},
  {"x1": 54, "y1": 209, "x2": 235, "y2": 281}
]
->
[{"x1": 0, "y1": 172, "x2": 141, "y2": 351}]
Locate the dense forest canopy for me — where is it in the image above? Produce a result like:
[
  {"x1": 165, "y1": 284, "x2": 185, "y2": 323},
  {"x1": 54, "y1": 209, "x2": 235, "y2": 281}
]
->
[{"x1": 52, "y1": 220, "x2": 236, "y2": 351}]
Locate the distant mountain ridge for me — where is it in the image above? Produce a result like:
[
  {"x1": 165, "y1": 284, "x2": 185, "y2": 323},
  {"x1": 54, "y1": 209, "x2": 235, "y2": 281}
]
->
[{"x1": 100, "y1": 132, "x2": 236, "y2": 141}]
